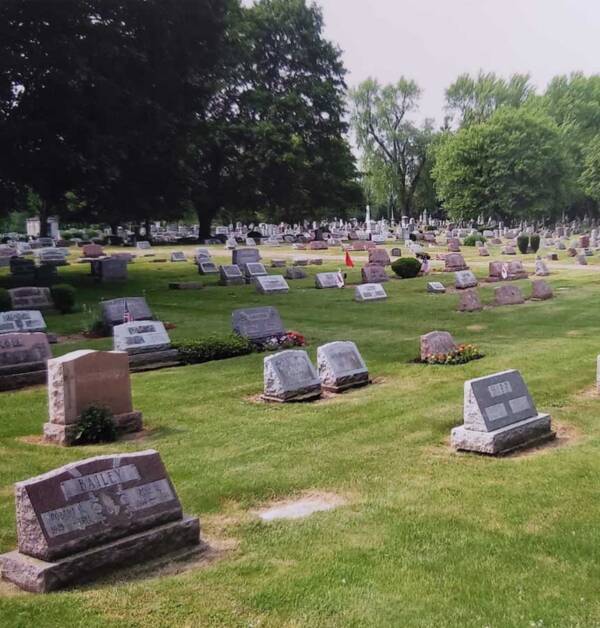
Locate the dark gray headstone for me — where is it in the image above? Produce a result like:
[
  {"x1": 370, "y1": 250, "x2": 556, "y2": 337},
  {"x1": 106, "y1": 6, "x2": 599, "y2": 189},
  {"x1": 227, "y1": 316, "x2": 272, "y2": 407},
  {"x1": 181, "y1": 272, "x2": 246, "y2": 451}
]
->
[
  {"x1": 232, "y1": 248, "x2": 261, "y2": 267},
  {"x1": 232, "y1": 306, "x2": 285, "y2": 341},
  {"x1": 254, "y1": 275, "x2": 289, "y2": 294},
  {"x1": 101, "y1": 298, "x2": 153, "y2": 328}
]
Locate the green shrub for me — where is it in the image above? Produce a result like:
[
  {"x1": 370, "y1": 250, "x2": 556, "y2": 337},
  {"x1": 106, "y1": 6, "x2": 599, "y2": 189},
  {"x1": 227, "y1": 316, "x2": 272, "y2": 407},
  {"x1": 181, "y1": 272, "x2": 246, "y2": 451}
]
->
[
  {"x1": 530, "y1": 234, "x2": 540, "y2": 253},
  {"x1": 51, "y1": 284, "x2": 76, "y2": 314},
  {"x1": 174, "y1": 334, "x2": 254, "y2": 365},
  {"x1": 462, "y1": 233, "x2": 486, "y2": 247},
  {"x1": 391, "y1": 257, "x2": 422, "y2": 278},
  {"x1": 0, "y1": 288, "x2": 11, "y2": 311},
  {"x1": 517, "y1": 235, "x2": 529, "y2": 254},
  {"x1": 75, "y1": 405, "x2": 116, "y2": 444}
]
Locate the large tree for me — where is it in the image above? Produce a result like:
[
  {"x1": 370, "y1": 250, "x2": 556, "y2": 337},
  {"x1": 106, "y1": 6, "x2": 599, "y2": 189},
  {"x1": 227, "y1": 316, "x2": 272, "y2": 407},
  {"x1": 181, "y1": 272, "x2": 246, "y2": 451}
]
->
[
  {"x1": 445, "y1": 71, "x2": 534, "y2": 128},
  {"x1": 350, "y1": 78, "x2": 434, "y2": 217},
  {"x1": 432, "y1": 107, "x2": 570, "y2": 223}
]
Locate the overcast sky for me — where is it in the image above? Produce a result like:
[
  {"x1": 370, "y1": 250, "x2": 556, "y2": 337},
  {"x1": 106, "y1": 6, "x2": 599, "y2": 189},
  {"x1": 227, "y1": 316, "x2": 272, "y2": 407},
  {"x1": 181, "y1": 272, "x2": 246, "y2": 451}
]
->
[{"x1": 315, "y1": 0, "x2": 599, "y2": 125}]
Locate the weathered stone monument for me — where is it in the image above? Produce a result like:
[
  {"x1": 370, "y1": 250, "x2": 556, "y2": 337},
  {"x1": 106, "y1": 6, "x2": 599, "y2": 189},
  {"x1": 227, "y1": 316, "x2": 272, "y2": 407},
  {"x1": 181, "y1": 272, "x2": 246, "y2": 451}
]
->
[
  {"x1": 285, "y1": 267, "x2": 307, "y2": 280},
  {"x1": 354, "y1": 283, "x2": 388, "y2": 302},
  {"x1": 0, "y1": 310, "x2": 46, "y2": 334},
  {"x1": 317, "y1": 341, "x2": 369, "y2": 392},
  {"x1": 232, "y1": 306, "x2": 285, "y2": 341},
  {"x1": 494, "y1": 285, "x2": 525, "y2": 306},
  {"x1": 315, "y1": 272, "x2": 343, "y2": 289},
  {"x1": 361, "y1": 264, "x2": 389, "y2": 284},
  {"x1": 43, "y1": 350, "x2": 143, "y2": 445},
  {"x1": 444, "y1": 253, "x2": 468, "y2": 272},
  {"x1": 219, "y1": 264, "x2": 245, "y2": 286},
  {"x1": 368, "y1": 249, "x2": 391, "y2": 266},
  {"x1": 95, "y1": 257, "x2": 128, "y2": 282},
  {"x1": 535, "y1": 259, "x2": 550, "y2": 276},
  {"x1": 458, "y1": 289, "x2": 483, "y2": 312},
  {"x1": 244, "y1": 262, "x2": 268, "y2": 283},
  {"x1": 232, "y1": 248, "x2": 261, "y2": 273},
  {"x1": 530, "y1": 280, "x2": 553, "y2": 300},
  {"x1": 101, "y1": 297, "x2": 153, "y2": 329},
  {"x1": 420, "y1": 331, "x2": 457, "y2": 361},
  {"x1": 0, "y1": 449, "x2": 200, "y2": 592},
  {"x1": 113, "y1": 321, "x2": 179, "y2": 370},
  {"x1": 0, "y1": 332, "x2": 51, "y2": 391},
  {"x1": 9, "y1": 287, "x2": 53, "y2": 310},
  {"x1": 198, "y1": 261, "x2": 219, "y2": 275},
  {"x1": 451, "y1": 369, "x2": 554, "y2": 454},
  {"x1": 454, "y1": 270, "x2": 478, "y2": 289},
  {"x1": 254, "y1": 275, "x2": 290, "y2": 295},
  {"x1": 262, "y1": 350, "x2": 321, "y2": 402}
]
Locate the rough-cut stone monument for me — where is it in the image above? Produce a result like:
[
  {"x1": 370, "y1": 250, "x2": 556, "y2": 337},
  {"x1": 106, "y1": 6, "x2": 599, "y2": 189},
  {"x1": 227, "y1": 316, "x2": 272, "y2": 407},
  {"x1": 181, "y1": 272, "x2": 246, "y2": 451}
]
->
[
  {"x1": 43, "y1": 350, "x2": 143, "y2": 445},
  {"x1": 458, "y1": 289, "x2": 483, "y2": 312},
  {"x1": 420, "y1": 331, "x2": 457, "y2": 361},
  {"x1": 444, "y1": 253, "x2": 468, "y2": 272},
  {"x1": 454, "y1": 270, "x2": 478, "y2": 289},
  {"x1": 530, "y1": 280, "x2": 553, "y2": 300},
  {"x1": 0, "y1": 449, "x2": 200, "y2": 592},
  {"x1": 451, "y1": 369, "x2": 554, "y2": 454},
  {"x1": 317, "y1": 341, "x2": 369, "y2": 392},
  {"x1": 262, "y1": 350, "x2": 321, "y2": 402},
  {"x1": 494, "y1": 285, "x2": 525, "y2": 306}
]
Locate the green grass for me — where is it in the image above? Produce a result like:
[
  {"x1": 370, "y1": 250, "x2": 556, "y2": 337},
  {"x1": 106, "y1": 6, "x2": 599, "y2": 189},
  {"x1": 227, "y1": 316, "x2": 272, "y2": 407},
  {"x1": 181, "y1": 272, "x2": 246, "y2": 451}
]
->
[{"x1": 1, "y1": 243, "x2": 600, "y2": 626}]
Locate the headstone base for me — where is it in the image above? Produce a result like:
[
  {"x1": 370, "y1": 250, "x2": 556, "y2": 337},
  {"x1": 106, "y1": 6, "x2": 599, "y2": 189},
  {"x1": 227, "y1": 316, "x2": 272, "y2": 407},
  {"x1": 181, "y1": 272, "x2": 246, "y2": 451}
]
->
[
  {"x1": 128, "y1": 349, "x2": 181, "y2": 372},
  {"x1": 0, "y1": 367, "x2": 46, "y2": 392},
  {"x1": 0, "y1": 515, "x2": 200, "y2": 593},
  {"x1": 261, "y1": 385, "x2": 322, "y2": 403},
  {"x1": 168, "y1": 282, "x2": 203, "y2": 290},
  {"x1": 451, "y1": 413, "x2": 554, "y2": 455},
  {"x1": 321, "y1": 375, "x2": 370, "y2": 393},
  {"x1": 219, "y1": 277, "x2": 246, "y2": 286},
  {"x1": 42, "y1": 411, "x2": 143, "y2": 446}
]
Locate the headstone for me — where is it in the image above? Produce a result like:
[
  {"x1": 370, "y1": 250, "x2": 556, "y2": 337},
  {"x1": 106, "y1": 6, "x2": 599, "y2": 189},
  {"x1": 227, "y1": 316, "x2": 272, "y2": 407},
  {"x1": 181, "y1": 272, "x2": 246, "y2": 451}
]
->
[
  {"x1": 454, "y1": 270, "x2": 478, "y2": 289},
  {"x1": 293, "y1": 258, "x2": 308, "y2": 266},
  {"x1": 0, "y1": 332, "x2": 51, "y2": 391},
  {"x1": 451, "y1": 369, "x2": 554, "y2": 454},
  {"x1": 232, "y1": 248, "x2": 261, "y2": 269},
  {"x1": 254, "y1": 275, "x2": 290, "y2": 294},
  {"x1": 458, "y1": 289, "x2": 483, "y2": 312},
  {"x1": 285, "y1": 267, "x2": 307, "y2": 280},
  {"x1": 271, "y1": 259, "x2": 286, "y2": 268},
  {"x1": 81, "y1": 243, "x2": 105, "y2": 258},
  {"x1": 535, "y1": 260, "x2": 550, "y2": 276},
  {"x1": 232, "y1": 306, "x2": 285, "y2": 341},
  {"x1": 0, "y1": 310, "x2": 46, "y2": 334},
  {"x1": 309, "y1": 258, "x2": 323, "y2": 266},
  {"x1": 168, "y1": 282, "x2": 203, "y2": 290},
  {"x1": 44, "y1": 350, "x2": 143, "y2": 445},
  {"x1": 494, "y1": 285, "x2": 525, "y2": 306},
  {"x1": 9, "y1": 287, "x2": 53, "y2": 310},
  {"x1": 0, "y1": 449, "x2": 200, "y2": 592},
  {"x1": 427, "y1": 281, "x2": 446, "y2": 294},
  {"x1": 262, "y1": 350, "x2": 321, "y2": 402},
  {"x1": 136, "y1": 241, "x2": 151, "y2": 250},
  {"x1": 478, "y1": 247, "x2": 490, "y2": 256},
  {"x1": 444, "y1": 253, "x2": 468, "y2": 272},
  {"x1": 170, "y1": 251, "x2": 186, "y2": 262},
  {"x1": 502, "y1": 246, "x2": 516, "y2": 255},
  {"x1": 420, "y1": 331, "x2": 457, "y2": 361},
  {"x1": 97, "y1": 257, "x2": 128, "y2": 282},
  {"x1": 447, "y1": 238, "x2": 461, "y2": 252},
  {"x1": 315, "y1": 272, "x2": 343, "y2": 289},
  {"x1": 244, "y1": 262, "x2": 267, "y2": 282},
  {"x1": 566, "y1": 247, "x2": 577, "y2": 257},
  {"x1": 308, "y1": 241, "x2": 328, "y2": 250},
  {"x1": 39, "y1": 248, "x2": 69, "y2": 266},
  {"x1": 10, "y1": 258, "x2": 36, "y2": 283},
  {"x1": 390, "y1": 248, "x2": 401, "y2": 257},
  {"x1": 368, "y1": 249, "x2": 391, "y2": 266},
  {"x1": 354, "y1": 283, "x2": 387, "y2": 302},
  {"x1": 317, "y1": 341, "x2": 369, "y2": 392},
  {"x1": 547, "y1": 253, "x2": 559, "y2": 261},
  {"x1": 361, "y1": 264, "x2": 389, "y2": 284},
  {"x1": 505, "y1": 260, "x2": 528, "y2": 279},
  {"x1": 194, "y1": 248, "x2": 211, "y2": 263},
  {"x1": 101, "y1": 297, "x2": 153, "y2": 328},
  {"x1": 577, "y1": 254, "x2": 587, "y2": 265},
  {"x1": 531, "y1": 280, "x2": 553, "y2": 300},
  {"x1": 219, "y1": 264, "x2": 245, "y2": 286},
  {"x1": 114, "y1": 320, "x2": 172, "y2": 353},
  {"x1": 198, "y1": 261, "x2": 219, "y2": 275}
]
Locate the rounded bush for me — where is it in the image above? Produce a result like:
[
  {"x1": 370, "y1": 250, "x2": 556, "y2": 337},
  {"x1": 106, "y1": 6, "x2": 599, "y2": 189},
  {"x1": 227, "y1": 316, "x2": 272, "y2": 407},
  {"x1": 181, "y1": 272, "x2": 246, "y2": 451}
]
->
[
  {"x1": 0, "y1": 288, "x2": 11, "y2": 311},
  {"x1": 462, "y1": 233, "x2": 485, "y2": 246},
  {"x1": 517, "y1": 234, "x2": 529, "y2": 255},
  {"x1": 51, "y1": 283, "x2": 76, "y2": 314},
  {"x1": 391, "y1": 257, "x2": 422, "y2": 278},
  {"x1": 530, "y1": 234, "x2": 540, "y2": 253}
]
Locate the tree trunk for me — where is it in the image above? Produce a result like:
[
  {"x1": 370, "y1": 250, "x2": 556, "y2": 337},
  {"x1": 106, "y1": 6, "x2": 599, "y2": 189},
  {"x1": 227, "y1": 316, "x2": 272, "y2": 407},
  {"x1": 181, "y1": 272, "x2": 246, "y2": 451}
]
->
[
  {"x1": 39, "y1": 200, "x2": 49, "y2": 238},
  {"x1": 144, "y1": 219, "x2": 152, "y2": 242},
  {"x1": 197, "y1": 206, "x2": 215, "y2": 241}
]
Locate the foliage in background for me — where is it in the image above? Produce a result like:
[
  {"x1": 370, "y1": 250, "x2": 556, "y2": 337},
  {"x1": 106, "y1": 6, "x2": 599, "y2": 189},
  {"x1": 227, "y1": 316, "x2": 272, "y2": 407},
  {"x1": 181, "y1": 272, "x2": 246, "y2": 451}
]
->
[
  {"x1": 432, "y1": 107, "x2": 570, "y2": 223},
  {"x1": 462, "y1": 233, "x2": 485, "y2": 246},
  {"x1": 391, "y1": 257, "x2": 422, "y2": 278},
  {"x1": 51, "y1": 284, "x2": 76, "y2": 314},
  {"x1": 75, "y1": 405, "x2": 116, "y2": 445},
  {"x1": 530, "y1": 234, "x2": 541, "y2": 253},
  {"x1": 0, "y1": 288, "x2": 10, "y2": 311},
  {"x1": 175, "y1": 334, "x2": 254, "y2": 365}
]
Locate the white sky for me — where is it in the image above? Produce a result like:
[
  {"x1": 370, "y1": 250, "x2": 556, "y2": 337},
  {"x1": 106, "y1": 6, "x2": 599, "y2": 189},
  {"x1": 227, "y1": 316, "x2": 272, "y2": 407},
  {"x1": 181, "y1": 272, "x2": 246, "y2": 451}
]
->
[{"x1": 316, "y1": 0, "x2": 600, "y2": 125}]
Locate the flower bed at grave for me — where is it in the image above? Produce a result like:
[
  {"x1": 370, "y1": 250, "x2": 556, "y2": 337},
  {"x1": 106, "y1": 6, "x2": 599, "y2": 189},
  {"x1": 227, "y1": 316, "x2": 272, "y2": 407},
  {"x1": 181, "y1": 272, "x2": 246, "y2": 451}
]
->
[
  {"x1": 255, "y1": 331, "x2": 306, "y2": 351},
  {"x1": 421, "y1": 344, "x2": 484, "y2": 365}
]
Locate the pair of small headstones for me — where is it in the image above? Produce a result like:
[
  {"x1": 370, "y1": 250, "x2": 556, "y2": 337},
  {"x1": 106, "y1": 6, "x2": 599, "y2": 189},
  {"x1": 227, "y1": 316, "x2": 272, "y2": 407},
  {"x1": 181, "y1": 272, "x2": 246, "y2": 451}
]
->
[{"x1": 262, "y1": 341, "x2": 369, "y2": 402}]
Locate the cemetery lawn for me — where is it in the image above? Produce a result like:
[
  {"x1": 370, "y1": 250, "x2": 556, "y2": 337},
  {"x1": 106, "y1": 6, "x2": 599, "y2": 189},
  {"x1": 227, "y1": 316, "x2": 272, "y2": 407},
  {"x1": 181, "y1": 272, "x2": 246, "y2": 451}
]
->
[{"x1": 2, "y1": 244, "x2": 600, "y2": 627}]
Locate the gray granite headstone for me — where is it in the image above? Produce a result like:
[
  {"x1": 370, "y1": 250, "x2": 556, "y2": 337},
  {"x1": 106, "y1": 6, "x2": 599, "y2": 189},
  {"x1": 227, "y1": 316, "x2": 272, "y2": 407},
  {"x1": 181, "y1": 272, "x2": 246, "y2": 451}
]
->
[
  {"x1": 198, "y1": 261, "x2": 218, "y2": 274},
  {"x1": 170, "y1": 251, "x2": 186, "y2": 262},
  {"x1": 354, "y1": 283, "x2": 388, "y2": 302},
  {"x1": 263, "y1": 350, "x2": 321, "y2": 402},
  {"x1": 454, "y1": 270, "x2": 478, "y2": 289},
  {"x1": 113, "y1": 320, "x2": 171, "y2": 353},
  {"x1": 232, "y1": 248, "x2": 261, "y2": 267},
  {"x1": 0, "y1": 310, "x2": 46, "y2": 334},
  {"x1": 285, "y1": 267, "x2": 307, "y2": 280},
  {"x1": 232, "y1": 306, "x2": 285, "y2": 341},
  {"x1": 101, "y1": 298, "x2": 153, "y2": 328},
  {"x1": 427, "y1": 282, "x2": 446, "y2": 294},
  {"x1": 315, "y1": 272, "x2": 343, "y2": 289},
  {"x1": 244, "y1": 262, "x2": 267, "y2": 281},
  {"x1": 219, "y1": 264, "x2": 245, "y2": 285},
  {"x1": 98, "y1": 257, "x2": 128, "y2": 282},
  {"x1": 317, "y1": 341, "x2": 369, "y2": 392},
  {"x1": 9, "y1": 287, "x2": 53, "y2": 310},
  {"x1": 254, "y1": 275, "x2": 289, "y2": 294}
]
